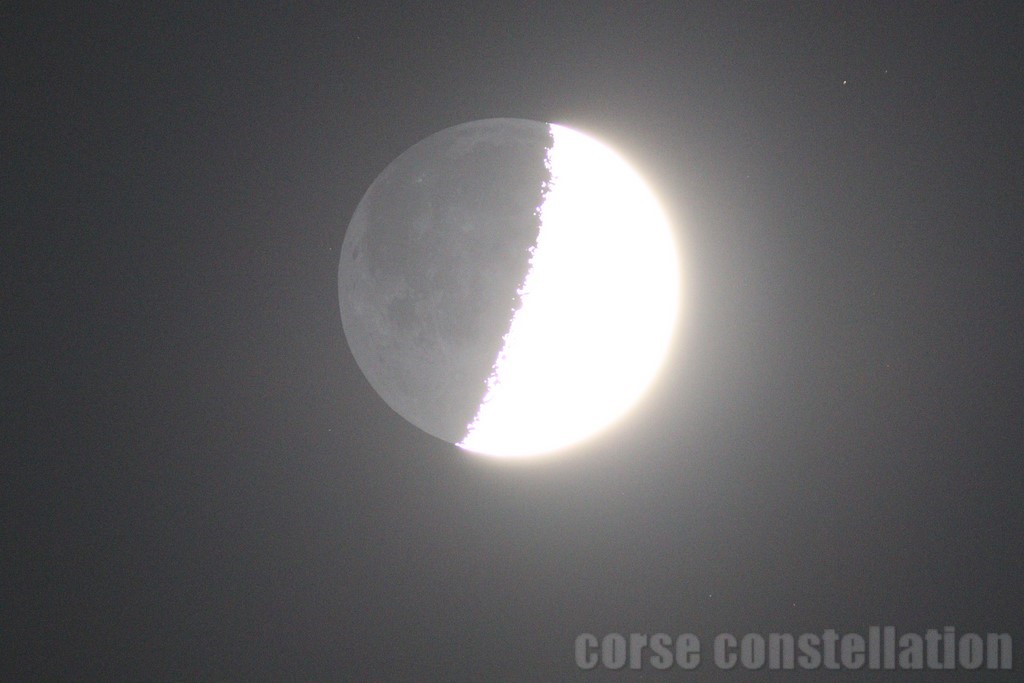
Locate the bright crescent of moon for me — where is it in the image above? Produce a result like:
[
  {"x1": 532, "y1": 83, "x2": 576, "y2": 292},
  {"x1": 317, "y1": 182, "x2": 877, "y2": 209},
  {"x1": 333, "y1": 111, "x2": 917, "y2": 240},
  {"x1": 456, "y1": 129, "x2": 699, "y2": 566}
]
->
[{"x1": 458, "y1": 124, "x2": 682, "y2": 459}]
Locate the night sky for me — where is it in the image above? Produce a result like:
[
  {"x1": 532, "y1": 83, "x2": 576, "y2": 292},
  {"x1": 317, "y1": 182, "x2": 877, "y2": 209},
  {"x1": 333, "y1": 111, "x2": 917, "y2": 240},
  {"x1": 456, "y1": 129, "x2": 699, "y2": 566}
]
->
[{"x1": 5, "y1": 3, "x2": 1022, "y2": 680}]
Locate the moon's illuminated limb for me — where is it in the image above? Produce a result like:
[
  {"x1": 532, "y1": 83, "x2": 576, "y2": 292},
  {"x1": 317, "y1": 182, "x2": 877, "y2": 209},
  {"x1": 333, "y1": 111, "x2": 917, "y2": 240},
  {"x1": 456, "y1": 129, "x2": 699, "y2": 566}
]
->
[{"x1": 458, "y1": 124, "x2": 681, "y2": 458}]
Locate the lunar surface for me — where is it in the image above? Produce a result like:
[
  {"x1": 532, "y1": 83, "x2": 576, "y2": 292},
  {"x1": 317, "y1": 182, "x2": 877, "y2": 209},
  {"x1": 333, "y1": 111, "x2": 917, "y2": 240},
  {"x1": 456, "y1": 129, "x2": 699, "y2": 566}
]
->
[{"x1": 339, "y1": 118, "x2": 680, "y2": 458}]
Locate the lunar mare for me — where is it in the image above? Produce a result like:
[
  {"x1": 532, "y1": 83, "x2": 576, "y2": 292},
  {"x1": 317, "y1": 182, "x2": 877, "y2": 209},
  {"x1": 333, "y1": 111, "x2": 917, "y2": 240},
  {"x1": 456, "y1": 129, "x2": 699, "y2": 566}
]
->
[
  {"x1": 338, "y1": 119, "x2": 680, "y2": 459},
  {"x1": 458, "y1": 124, "x2": 680, "y2": 457},
  {"x1": 339, "y1": 119, "x2": 551, "y2": 446}
]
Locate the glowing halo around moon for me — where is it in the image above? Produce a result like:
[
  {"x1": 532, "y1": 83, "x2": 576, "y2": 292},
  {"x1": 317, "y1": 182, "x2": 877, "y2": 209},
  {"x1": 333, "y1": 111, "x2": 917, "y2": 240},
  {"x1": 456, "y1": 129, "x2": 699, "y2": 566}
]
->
[{"x1": 338, "y1": 119, "x2": 682, "y2": 460}]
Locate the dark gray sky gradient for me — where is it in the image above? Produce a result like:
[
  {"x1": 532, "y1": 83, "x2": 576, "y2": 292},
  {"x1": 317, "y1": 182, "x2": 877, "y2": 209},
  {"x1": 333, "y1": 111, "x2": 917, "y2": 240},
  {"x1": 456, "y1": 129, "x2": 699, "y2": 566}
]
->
[{"x1": 4, "y1": 3, "x2": 1022, "y2": 679}]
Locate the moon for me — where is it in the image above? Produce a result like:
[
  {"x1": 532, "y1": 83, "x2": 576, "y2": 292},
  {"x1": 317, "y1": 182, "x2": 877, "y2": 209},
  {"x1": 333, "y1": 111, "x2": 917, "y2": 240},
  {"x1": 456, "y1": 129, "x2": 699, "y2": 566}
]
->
[{"x1": 339, "y1": 119, "x2": 681, "y2": 459}]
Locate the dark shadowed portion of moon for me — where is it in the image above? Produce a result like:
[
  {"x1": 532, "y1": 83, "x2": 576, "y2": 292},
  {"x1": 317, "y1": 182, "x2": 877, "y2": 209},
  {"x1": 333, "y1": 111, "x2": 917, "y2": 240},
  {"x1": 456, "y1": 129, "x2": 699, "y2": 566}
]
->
[{"x1": 339, "y1": 119, "x2": 553, "y2": 445}]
